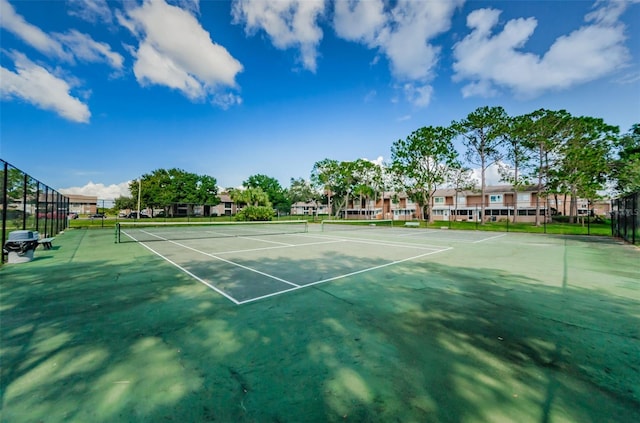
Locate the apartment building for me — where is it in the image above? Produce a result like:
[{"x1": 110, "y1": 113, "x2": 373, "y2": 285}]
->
[{"x1": 318, "y1": 185, "x2": 610, "y2": 223}]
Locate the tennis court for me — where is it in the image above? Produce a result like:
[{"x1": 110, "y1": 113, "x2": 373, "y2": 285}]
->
[
  {"x1": 116, "y1": 220, "x2": 461, "y2": 304},
  {"x1": 1, "y1": 222, "x2": 639, "y2": 422}
]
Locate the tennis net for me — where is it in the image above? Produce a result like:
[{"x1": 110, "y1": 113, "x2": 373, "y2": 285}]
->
[
  {"x1": 116, "y1": 220, "x2": 308, "y2": 243},
  {"x1": 320, "y1": 219, "x2": 394, "y2": 232}
]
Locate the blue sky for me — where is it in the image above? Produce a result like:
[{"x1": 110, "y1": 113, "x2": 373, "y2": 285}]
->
[{"x1": 1, "y1": 0, "x2": 639, "y2": 199}]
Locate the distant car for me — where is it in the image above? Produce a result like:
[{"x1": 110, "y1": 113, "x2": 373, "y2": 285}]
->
[
  {"x1": 68, "y1": 212, "x2": 78, "y2": 219},
  {"x1": 126, "y1": 212, "x2": 149, "y2": 219},
  {"x1": 89, "y1": 213, "x2": 106, "y2": 219}
]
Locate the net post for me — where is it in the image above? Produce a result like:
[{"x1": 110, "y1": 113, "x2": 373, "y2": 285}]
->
[{"x1": 115, "y1": 222, "x2": 120, "y2": 243}]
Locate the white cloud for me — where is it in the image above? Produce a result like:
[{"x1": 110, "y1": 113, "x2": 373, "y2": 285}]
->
[
  {"x1": 59, "y1": 181, "x2": 131, "y2": 199},
  {"x1": 402, "y1": 83, "x2": 433, "y2": 107},
  {"x1": 67, "y1": 0, "x2": 114, "y2": 24},
  {"x1": 120, "y1": 0, "x2": 243, "y2": 102},
  {"x1": 55, "y1": 30, "x2": 124, "y2": 70},
  {"x1": 1, "y1": 0, "x2": 123, "y2": 70},
  {"x1": 453, "y1": 3, "x2": 631, "y2": 98},
  {"x1": 212, "y1": 91, "x2": 243, "y2": 109},
  {"x1": 170, "y1": 0, "x2": 201, "y2": 15},
  {"x1": 232, "y1": 0, "x2": 325, "y2": 72},
  {"x1": 333, "y1": 0, "x2": 463, "y2": 107},
  {"x1": 470, "y1": 162, "x2": 504, "y2": 186},
  {"x1": 0, "y1": 0, "x2": 72, "y2": 61},
  {"x1": 363, "y1": 89, "x2": 377, "y2": 103},
  {"x1": 370, "y1": 156, "x2": 385, "y2": 166},
  {"x1": 0, "y1": 51, "x2": 91, "y2": 123},
  {"x1": 460, "y1": 80, "x2": 498, "y2": 98},
  {"x1": 333, "y1": 0, "x2": 385, "y2": 44}
]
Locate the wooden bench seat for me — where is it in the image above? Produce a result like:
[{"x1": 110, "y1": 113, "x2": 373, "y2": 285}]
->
[{"x1": 404, "y1": 222, "x2": 420, "y2": 227}]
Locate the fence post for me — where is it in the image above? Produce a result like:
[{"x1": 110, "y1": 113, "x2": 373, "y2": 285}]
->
[{"x1": 633, "y1": 193, "x2": 638, "y2": 245}]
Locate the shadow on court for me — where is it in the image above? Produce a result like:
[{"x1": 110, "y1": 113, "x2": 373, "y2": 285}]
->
[{"x1": 1, "y1": 228, "x2": 639, "y2": 422}]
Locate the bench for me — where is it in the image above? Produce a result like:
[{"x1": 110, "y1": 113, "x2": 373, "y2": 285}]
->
[
  {"x1": 38, "y1": 237, "x2": 55, "y2": 250},
  {"x1": 404, "y1": 222, "x2": 420, "y2": 227}
]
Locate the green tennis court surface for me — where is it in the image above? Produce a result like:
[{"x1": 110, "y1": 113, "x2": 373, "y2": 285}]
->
[{"x1": 1, "y1": 225, "x2": 639, "y2": 422}]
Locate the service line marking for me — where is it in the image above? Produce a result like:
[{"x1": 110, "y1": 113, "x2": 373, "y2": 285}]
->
[{"x1": 473, "y1": 233, "x2": 507, "y2": 243}]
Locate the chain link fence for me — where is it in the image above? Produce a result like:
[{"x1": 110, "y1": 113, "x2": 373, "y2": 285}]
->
[
  {"x1": 611, "y1": 191, "x2": 639, "y2": 244},
  {"x1": 1, "y1": 159, "x2": 69, "y2": 263}
]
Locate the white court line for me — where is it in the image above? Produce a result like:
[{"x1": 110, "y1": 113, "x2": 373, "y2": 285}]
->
[
  {"x1": 298, "y1": 232, "x2": 445, "y2": 250},
  {"x1": 235, "y1": 236, "x2": 294, "y2": 246},
  {"x1": 237, "y1": 246, "x2": 453, "y2": 305},
  {"x1": 215, "y1": 239, "x2": 347, "y2": 255},
  {"x1": 122, "y1": 231, "x2": 241, "y2": 305},
  {"x1": 473, "y1": 233, "x2": 507, "y2": 243},
  {"x1": 123, "y1": 229, "x2": 454, "y2": 306},
  {"x1": 123, "y1": 230, "x2": 300, "y2": 288}
]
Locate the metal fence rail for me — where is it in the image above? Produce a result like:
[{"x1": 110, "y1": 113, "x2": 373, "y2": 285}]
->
[
  {"x1": 1, "y1": 159, "x2": 69, "y2": 263},
  {"x1": 611, "y1": 191, "x2": 639, "y2": 244}
]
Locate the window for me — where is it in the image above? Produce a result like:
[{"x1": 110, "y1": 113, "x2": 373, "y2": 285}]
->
[
  {"x1": 489, "y1": 194, "x2": 503, "y2": 204},
  {"x1": 434, "y1": 197, "x2": 445, "y2": 204},
  {"x1": 517, "y1": 193, "x2": 530, "y2": 202},
  {"x1": 456, "y1": 196, "x2": 466, "y2": 204}
]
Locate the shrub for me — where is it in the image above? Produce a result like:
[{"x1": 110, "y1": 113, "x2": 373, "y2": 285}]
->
[{"x1": 235, "y1": 206, "x2": 274, "y2": 221}]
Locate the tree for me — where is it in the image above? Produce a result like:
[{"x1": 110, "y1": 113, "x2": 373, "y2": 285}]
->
[
  {"x1": 390, "y1": 126, "x2": 459, "y2": 223},
  {"x1": 554, "y1": 116, "x2": 618, "y2": 222},
  {"x1": 311, "y1": 159, "x2": 363, "y2": 219},
  {"x1": 612, "y1": 124, "x2": 640, "y2": 194},
  {"x1": 351, "y1": 159, "x2": 379, "y2": 219},
  {"x1": 288, "y1": 177, "x2": 323, "y2": 218},
  {"x1": 129, "y1": 168, "x2": 219, "y2": 216},
  {"x1": 114, "y1": 196, "x2": 135, "y2": 211},
  {"x1": 311, "y1": 159, "x2": 340, "y2": 217},
  {"x1": 447, "y1": 165, "x2": 477, "y2": 220},
  {"x1": 243, "y1": 174, "x2": 290, "y2": 214},
  {"x1": 452, "y1": 106, "x2": 508, "y2": 224},
  {"x1": 499, "y1": 114, "x2": 533, "y2": 222},
  {"x1": 230, "y1": 187, "x2": 273, "y2": 221},
  {"x1": 520, "y1": 109, "x2": 571, "y2": 225},
  {"x1": 230, "y1": 187, "x2": 271, "y2": 207}
]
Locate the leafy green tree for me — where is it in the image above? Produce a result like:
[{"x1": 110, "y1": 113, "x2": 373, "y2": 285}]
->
[
  {"x1": 612, "y1": 124, "x2": 640, "y2": 194},
  {"x1": 499, "y1": 114, "x2": 533, "y2": 222},
  {"x1": 129, "y1": 168, "x2": 219, "y2": 216},
  {"x1": 447, "y1": 165, "x2": 477, "y2": 218},
  {"x1": 311, "y1": 158, "x2": 340, "y2": 216},
  {"x1": 555, "y1": 116, "x2": 618, "y2": 222},
  {"x1": 230, "y1": 187, "x2": 271, "y2": 207},
  {"x1": 350, "y1": 159, "x2": 379, "y2": 219},
  {"x1": 230, "y1": 187, "x2": 273, "y2": 221},
  {"x1": 243, "y1": 174, "x2": 290, "y2": 213},
  {"x1": 114, "y1": 196, "x2": 135, "y2": 211},
  {"x1": 520, "y1": 109, "x2": 571, "y2": 225},
  {"x1": 452, "y1": 106, "x2": 508, "y2": 224},
  {"x1": 391, "y1": 126, "x2": 459, "y2": 223},
  {"x1": 311, "y1": 159, "x2": 362, "y2": 218},
  {"x1": 288, "y1": 177, "x2": 324, "y2": 217}
]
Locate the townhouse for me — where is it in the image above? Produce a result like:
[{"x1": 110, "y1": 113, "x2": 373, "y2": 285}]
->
[{"x1": 302, "y1": 185, "x2": 611, "y2": 223}]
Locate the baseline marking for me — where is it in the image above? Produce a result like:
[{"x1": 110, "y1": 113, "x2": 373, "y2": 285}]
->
[
  {"x1": 473, "y1": 233, "x2": 507, "y2": 243},
  {"x1": 214, "y1": 239, "x2": 347, "y2": 256},
  {"x1": 300, "y1": 232, "x2": 445, "y2": 250}
]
